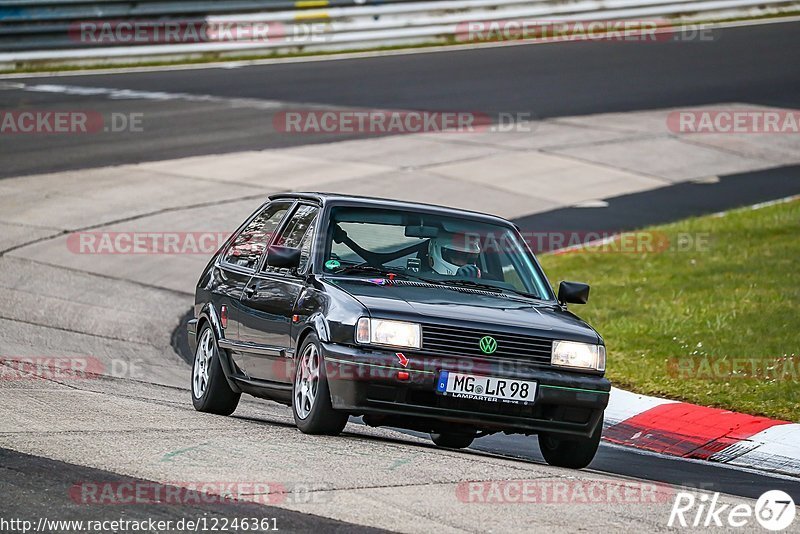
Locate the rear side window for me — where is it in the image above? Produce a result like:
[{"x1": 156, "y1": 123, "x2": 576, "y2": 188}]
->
[
  {"x1": 222, "y1": 202, "x2": 290, "y2": 270},
  {"x1": 275, "y1": 204, "x2": 319, "y2": 248}
]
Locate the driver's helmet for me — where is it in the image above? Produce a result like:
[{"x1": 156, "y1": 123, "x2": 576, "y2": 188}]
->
[{"x1": 429, "y1": 232, "x2": 481, "y2": 275}]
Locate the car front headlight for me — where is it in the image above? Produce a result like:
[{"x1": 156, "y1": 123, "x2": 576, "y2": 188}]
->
[
  {"x1": 551, "y1": 340, "x2": 605, "y2": 371},
  {"x1": 355, "y1": 318, "x2": 421, "y2": 350}
]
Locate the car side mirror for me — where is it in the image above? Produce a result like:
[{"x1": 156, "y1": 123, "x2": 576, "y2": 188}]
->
[
  {"x1": 558, "y1": 281, "x2": 590, "y2": 305},
  {"x1": 266, "y1": 245, "x2": 301, "y2": 269}
]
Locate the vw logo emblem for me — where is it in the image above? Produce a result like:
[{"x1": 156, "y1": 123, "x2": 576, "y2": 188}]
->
[{"x1": 479, "y1": 336, "x2": 497, "y2": 354}]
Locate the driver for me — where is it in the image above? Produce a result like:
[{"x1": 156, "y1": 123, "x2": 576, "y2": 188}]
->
[{"x1": 428, "y1": 232, "x2": 481, "y2": 277}]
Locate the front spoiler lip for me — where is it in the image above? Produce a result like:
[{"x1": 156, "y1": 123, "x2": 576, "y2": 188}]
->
[{"x1": 354, "y1": 401, "x2": 603, "y2": 437}]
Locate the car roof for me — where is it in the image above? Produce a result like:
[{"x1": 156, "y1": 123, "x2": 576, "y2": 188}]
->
[{"x1": 268, "y1": 192, "x2": 516, "y2": 227}]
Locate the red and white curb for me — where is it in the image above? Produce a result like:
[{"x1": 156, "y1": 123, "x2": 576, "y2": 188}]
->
[{"x1": 603, "y1": 388, "x2": 800, "y2": 477}]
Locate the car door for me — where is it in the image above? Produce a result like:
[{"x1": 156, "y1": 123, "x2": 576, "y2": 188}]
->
[
  {"x1": 238, "y1": 203, "x2": 319, "y2": 383},
  {"x1": 216, "y1": 200, "x2": 293, "y2": 377}
]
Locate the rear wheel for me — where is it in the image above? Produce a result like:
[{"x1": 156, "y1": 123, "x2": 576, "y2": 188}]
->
[
  {"x1": 191, "y1": 326, "x2": 240, "y2": 415},
  {"x1": 430, "y1": 432, "x2": 475, "y2": 449},
  {"x1": 292, "y1": 334, "x2": 348, "y2": 435},
  {"x1": 538, "y1": 417, "x2": 602, "y2": 469}
]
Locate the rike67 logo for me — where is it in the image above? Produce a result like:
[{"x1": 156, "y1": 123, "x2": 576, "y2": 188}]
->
[{"x1": 669, "y1": 490, "x2": 796, "y2": 531}]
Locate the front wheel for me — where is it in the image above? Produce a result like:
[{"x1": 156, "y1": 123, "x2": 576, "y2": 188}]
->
[
  {"x1": 191, "y1": 326, "x2": 240, "y2": 415},
  {"x1": 538, "y1": 417, "x2": 602, "y2": 469},
  {"x1": 292, "y1": 334, "x2": 348, "y2": 435}
]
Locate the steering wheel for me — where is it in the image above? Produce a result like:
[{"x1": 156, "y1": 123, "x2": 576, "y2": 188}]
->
[{"x1": 456, "y1": 264, "x2": 481, "y2": 278}]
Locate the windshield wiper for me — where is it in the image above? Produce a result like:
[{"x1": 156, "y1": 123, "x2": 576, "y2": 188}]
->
[
  {"x1": 423, "y1": 278, "x2": 504, "y2": 293},
  {"x1": 424, "y1": 278, "x2": 544, "y2": 301},
  {"x1": 332, "y1": 265, "x2": 446, "y2": 286},
  {"x1": 332, "y1": 264, "x2": 396, "y2": 276},
  {"x1": 331, "y1": 264, "x2": 428, "y2": 281}
]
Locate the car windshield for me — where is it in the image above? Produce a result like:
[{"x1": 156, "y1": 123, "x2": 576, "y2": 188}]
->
[{"x1": 323, "y1": 206, "x2": 553, "y2": 300}]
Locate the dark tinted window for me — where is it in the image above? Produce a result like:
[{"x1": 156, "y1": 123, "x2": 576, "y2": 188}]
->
[{"x1": 222, "y1": 202, "x2": 290, "y2": 270}]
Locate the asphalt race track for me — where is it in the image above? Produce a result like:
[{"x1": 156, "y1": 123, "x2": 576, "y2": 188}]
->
[
  {"x1": 0, "y1": 448, "x2": 385, "y2": 533},
  {"x1": 1, "y1": 20, "x2": 799, "y2": 178},
  {"x1": 1, "y1": 17, "x2": 799, "y2": 533}
]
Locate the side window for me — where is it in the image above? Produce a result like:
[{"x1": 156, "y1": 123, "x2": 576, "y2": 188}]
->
[
  {"x1": 222, "y1": 203, "x2": 290, "y2": 271},
  {"x1": 265, "y1": 204, "x2": 319, "y2": 273}
]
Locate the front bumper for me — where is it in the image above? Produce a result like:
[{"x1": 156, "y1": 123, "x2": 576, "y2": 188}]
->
[{"x1": 322, "y1": 342, "x2": 610, "y2": 438}]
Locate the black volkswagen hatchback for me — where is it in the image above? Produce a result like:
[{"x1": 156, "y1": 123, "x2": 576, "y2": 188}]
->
[{"x1": 188, "y1": 193, "x2": 610, "y2": 468}]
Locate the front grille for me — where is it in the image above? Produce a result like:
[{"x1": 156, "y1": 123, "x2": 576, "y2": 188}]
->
[{"x1": 421, "y1": 323, "x2": 552, "y2": 365}]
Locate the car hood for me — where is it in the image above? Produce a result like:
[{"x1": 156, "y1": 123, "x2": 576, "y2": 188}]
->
[{"x1": 327, "y1": 278, "x2": 600, "y2": 344}]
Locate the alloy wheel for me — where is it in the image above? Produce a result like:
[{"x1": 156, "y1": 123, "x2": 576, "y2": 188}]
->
[
  {"x1": 294, "y1": 343, "x2": 320, "y2": 419},
  {"x1": 192, "y1": 328, "x2": 213, "y2": 398}
]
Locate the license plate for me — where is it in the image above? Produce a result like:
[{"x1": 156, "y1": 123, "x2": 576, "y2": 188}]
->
[{"x1": 436, "y1": 371, "x2": 536, "y2": 404}]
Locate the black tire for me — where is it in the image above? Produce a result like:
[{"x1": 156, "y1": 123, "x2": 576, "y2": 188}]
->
[
  {"x1": 292, "y1": 334, "x2": 348, "y2": 435},
  {"x1": 538, "y1": 417, "x2": 602, "y2": 469},
  {"x1": 431, "y1": 432, "x2": 475, "y2": 449},
  {"x1": 191, "y1": 325, "x2": 240, "y2": 416}
]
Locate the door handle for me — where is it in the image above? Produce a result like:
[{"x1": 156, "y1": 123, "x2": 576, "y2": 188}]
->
[{"x1": 243, "y1": 285, "x2": 256, "y2": 298}]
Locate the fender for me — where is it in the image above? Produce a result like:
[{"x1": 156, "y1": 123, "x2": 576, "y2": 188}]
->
[
  {"x1": 198, "y1": 302, "x2": 225, "y2": 341},
  {"x1": 292, "y1": 312, "x2": 330, "y2": 352},
  {"x1": 310, "y1": 313, "x2": 330, "y2": 342}
]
